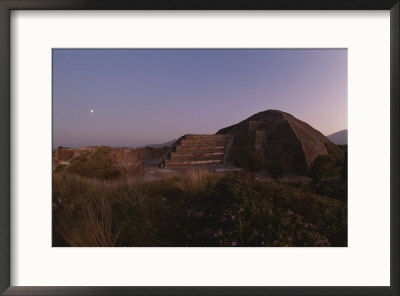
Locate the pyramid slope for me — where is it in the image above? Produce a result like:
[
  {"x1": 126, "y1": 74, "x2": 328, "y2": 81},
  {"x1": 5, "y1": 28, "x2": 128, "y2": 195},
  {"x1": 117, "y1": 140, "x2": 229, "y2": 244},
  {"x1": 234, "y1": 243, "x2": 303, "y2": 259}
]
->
[
  {"x1": 280, "y1": 112, "x2": 330, "y2": 168},
  {"x1": 217, "y1": 110, "x2": 336, "y2": 173}
]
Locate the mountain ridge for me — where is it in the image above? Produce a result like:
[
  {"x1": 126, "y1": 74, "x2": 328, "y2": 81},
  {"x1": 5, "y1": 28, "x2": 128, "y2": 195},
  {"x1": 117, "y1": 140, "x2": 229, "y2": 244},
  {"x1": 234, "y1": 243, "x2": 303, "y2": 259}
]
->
[{"x1": 327, "y1": 129, "x2": 348, "y2": 145}]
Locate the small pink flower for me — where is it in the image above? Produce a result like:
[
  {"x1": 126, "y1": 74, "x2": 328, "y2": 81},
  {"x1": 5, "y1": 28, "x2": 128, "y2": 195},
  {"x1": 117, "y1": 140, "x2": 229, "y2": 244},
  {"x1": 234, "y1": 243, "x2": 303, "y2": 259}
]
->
[
  {"x1": 261, "y1": 233, "x2": 264, "y2": 238},
  {"x1": 232, "y1": 241, "x2": 237, "y2": 247},
  {"x1": 231, "y1": 215, "x2": 236, "y2": 220},
  {"x1": 288, "y1": 210, "x2": 293, "y2": 215},
  {"x1": 287, "y1": 237, "x2": 292, "y2": 242},
  {"x1": 239, "y1": 208, "x2": 244, "y2": 212},
  {"x1": 261, "y1": 241, "x2": 265, "y2": 246},
  {"x1": 213, "y1": 233, "x2": 218, "y2": 238}
]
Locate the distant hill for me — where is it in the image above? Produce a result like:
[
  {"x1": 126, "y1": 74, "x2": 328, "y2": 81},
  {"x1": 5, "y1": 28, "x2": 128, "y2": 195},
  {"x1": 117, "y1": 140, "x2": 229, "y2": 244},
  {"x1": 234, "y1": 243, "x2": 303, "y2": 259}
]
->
[
  {"x1": 145, "y1": 139, "x2": 176, "y2": 148},
  {"x1": 327, "y1": 130, "x2": 348, "y2": 145}
]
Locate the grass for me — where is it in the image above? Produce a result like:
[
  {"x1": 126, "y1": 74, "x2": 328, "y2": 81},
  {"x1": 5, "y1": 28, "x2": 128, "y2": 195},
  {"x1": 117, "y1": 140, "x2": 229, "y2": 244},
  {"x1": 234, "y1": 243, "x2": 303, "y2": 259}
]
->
[
  {"x1": 53, "y1": 169, "x2": 347, "y2": 247},
  {"x1": 170, "y1": 168, "x2": 220, "y2": 198}
]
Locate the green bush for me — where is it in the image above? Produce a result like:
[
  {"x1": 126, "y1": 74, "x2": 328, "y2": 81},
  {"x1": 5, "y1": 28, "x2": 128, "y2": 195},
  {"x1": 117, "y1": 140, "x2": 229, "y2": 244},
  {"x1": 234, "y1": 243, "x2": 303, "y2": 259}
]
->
[
  {"x1": 324, "y1": 142, "x2": 344, "y2": 162},
  {"x1": 67, "y1": 147, "x2": 120, "y2": 179},
  {"x1": 246, "y1": 150, "x2": 266, "y2": 171},
  {"x1": 233, "y1": 149, "x2": 266, "y2": 171},
  {"x1": 309, "y1": 154, "x2": 337, "y2": 182},
  {"x1": 267, "y1": 161, "x2": 288, "y2": 179},
  {"x1": 340, "y1": 151, "x2": 348, "y2": 182}
]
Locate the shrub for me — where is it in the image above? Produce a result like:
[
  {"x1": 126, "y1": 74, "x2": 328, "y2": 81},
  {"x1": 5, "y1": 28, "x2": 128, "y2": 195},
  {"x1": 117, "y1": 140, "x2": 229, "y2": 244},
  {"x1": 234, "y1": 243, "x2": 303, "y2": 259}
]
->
[
  {"x1": 309, "y1": 154, "x2": 337, "y2": 182},
  {"x1": 267, "y1": 161, "x2": 288, "y2": 179},
  {"x1": 340, "y1": 151, "x2": 348, "y2": 182},
  {"x1": 246, "y1": 150, "x2": 266, "y2": 171},
  {"x1": 54, "y1": 163, "x2": 67, "y2": 173},
  {"x1": 67, "y1": 147, "x2": 120, "y2": 179},
  {"x1": 324, "y1": 142, "x2": 344, "y2": 162},
  {"x1": 234, "y1": 150, "x2": 266, "y2": 171}
]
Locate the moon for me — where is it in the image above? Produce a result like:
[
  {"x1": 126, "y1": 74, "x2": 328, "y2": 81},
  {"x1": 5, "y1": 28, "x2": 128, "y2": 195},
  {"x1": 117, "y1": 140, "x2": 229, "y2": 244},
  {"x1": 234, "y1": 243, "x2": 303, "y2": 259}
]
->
[{"x1": 90, "y1": 109, "x2": 94, "y2": 113}]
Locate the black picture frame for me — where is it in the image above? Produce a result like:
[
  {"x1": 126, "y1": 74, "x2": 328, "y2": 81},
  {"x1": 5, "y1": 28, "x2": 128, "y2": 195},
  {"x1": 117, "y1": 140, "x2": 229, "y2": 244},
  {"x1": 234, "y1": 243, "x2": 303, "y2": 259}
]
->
[{"x1": 0, "y1": 1, "x2": 398, "y2": 295}]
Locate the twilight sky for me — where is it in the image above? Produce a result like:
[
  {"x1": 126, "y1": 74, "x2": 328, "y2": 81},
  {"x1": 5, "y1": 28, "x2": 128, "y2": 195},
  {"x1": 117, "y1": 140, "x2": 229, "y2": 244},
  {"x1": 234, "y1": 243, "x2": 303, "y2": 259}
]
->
[{"x1": 53, "y1": 49, "x2": 347, "y2": 148}]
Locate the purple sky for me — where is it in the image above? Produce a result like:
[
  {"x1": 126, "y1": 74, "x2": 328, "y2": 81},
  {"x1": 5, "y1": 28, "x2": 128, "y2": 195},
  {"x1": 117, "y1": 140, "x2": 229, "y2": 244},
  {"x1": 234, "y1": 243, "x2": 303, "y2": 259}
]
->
[{"x1": 53, "y1": 49, "x2": 347, "y2": 148}]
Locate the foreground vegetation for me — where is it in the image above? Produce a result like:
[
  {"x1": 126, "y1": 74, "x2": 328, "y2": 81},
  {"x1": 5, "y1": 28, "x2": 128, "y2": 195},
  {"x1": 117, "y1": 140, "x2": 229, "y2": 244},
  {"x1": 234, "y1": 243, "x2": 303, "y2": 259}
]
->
[{"x1": 53, "y1": 169, "x2": 347, "y2": 247}]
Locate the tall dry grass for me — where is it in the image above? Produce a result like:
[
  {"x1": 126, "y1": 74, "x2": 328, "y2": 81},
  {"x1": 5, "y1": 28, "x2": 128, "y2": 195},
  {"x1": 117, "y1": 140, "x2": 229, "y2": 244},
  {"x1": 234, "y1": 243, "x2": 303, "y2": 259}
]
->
[
  {"x1": 170, "y1": 168, "x2": 219, "y2": 198},
  {"x1": 53, "y1": 169, "x2": 347, "y2": 247},
  {"x1": 53, "y1": 174, "x2": 160, "y2": 247},
  {"x1": 55, "y1": 195, "x2": 125, "y2": 247},
  {"x1": 53, "y1": 169, "x2": 220, "y2": 246}
]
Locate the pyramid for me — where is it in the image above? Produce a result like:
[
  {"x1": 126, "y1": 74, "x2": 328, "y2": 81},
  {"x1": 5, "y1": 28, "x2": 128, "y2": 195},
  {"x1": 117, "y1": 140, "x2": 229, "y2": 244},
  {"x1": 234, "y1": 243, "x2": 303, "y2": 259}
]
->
[
  {"x1": 216, "y1": 110, "x2": 340, "y2": 173},
  {"x1": 162, "y1": 134, "x2": 230, "y2": 167}
]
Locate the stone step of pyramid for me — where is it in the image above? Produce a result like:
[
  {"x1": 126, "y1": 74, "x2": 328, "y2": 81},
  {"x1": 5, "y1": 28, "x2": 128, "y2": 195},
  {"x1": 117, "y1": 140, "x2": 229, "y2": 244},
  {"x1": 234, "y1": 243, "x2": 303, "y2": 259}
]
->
[
  {"x1": 165, "y1": 159, "x2": 224, "y2": 166},
  {"x1": 163, "y1": 134, "x2": 230, "y2": 167},
  {"x1": 174, "y1": 145, "x2": 225, "y2": 153},
  {"x1": 170, "y1": 152, "x2": 224, "y2": 161}
]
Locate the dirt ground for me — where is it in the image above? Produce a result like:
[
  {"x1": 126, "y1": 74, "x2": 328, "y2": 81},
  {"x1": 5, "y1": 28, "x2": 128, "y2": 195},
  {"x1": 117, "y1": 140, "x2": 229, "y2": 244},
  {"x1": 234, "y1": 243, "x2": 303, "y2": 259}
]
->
[{"x1": 140, "y1": 157, "x2": 312, "y2": 182}]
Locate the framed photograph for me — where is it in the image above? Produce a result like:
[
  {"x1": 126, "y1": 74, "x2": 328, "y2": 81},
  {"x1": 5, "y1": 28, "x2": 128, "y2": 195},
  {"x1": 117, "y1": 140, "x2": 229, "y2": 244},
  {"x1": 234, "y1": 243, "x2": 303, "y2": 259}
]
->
[{"x1": 1, "y1": 1, "x2": 398, "y2": 295}]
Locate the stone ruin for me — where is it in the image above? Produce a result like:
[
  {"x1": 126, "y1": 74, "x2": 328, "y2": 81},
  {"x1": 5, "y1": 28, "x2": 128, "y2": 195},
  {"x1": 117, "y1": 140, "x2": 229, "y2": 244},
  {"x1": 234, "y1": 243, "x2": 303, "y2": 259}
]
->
[
  {"x1": 162, "y1": 134, "x2": 231, "y2": 167},
  {"x1": 162, "y1": 110, "x2": 341, "y2": 174}
]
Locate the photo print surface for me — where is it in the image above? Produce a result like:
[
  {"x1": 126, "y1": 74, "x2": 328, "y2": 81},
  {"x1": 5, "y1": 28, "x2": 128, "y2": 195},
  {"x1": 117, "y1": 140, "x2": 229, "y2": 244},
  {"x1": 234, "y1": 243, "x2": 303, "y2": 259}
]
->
[{"x1": 52, "y1": 49, "x2": 348, "y2": 247}]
